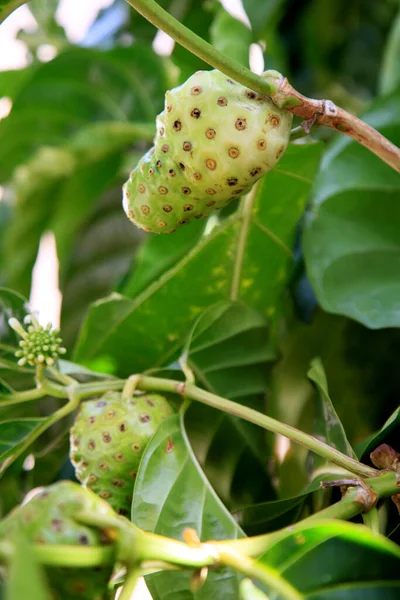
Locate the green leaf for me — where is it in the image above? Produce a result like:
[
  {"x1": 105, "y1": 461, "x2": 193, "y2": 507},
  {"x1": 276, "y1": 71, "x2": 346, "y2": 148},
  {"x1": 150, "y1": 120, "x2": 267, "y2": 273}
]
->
[
  {"x1": 303, "y1": 89, "x2": 400, "y2": 329},
  {"x1": 0, "y1": 288, "x2": 29, "y2": 352},
  {"x1": 258, "y1": 519, "x2": 400, "y2": 598},
  {"x1": 307, "y1": 358, "x2": 356, "y2": 469},
  {"x1": 242, "y1": 0, "x2": 286, "y2": 36},
  {"x1": 132, "y1": 412, "x2": 244, "y2": 600},
  {"x1": 0, "y1": 418, "x2": 48, "y2": 462},
  {"x1": 380, "y1": 10, "x2": 400, "y2": 95},
  {"x1": 75, "y1": 142, "x2": 322, "y2": 374},
  {"x1": 356, "y1": 405, "x2": 400, "y2": 459},
  {"x1": 240, "y1": 579, "x2": 270, "y2": 600},
  {"x1": 6, "y1": 529, "x2": 51, "y2": 600},
  {"x1": 0, "y1": 45, "x2": 167, "y2": 182},
  {"x1": 210, "y1": 8, "x2": 251, "y2": 67},
  {"x1": 183, "y1": 301, "x2": 276, "y2": 507}
]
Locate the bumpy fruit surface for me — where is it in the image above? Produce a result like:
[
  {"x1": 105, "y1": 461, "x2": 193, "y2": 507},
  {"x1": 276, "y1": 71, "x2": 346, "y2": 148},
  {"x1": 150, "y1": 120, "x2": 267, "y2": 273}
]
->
[
  {"x1": 123, "y1": 69, "x2": 292, "y2": 233},
  {"x1": 70, "y1": 391, "x2": 173, "y2": 516},
  {"x1": 0, "y1": 481, "x2": 116, "y2": 600}
]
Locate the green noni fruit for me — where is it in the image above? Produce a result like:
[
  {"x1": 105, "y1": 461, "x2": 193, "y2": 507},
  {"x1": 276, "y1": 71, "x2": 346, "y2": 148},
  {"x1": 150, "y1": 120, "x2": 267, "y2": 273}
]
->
[
  {"x1": 123, "y1": 69, "x2": 292, "y2": 233},
  {"x1": 0, "y1": 481, "x2": 116, "y2": 600},
  {"x1": 70, "y1": 391, "x2": 172, "y2": 517}
]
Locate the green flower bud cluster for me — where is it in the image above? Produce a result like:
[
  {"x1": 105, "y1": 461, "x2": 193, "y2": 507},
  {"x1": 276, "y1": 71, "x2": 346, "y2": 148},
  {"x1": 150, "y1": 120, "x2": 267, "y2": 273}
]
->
[{"x1": 9, "y1": 315, "x2": 66, "y2": 367}]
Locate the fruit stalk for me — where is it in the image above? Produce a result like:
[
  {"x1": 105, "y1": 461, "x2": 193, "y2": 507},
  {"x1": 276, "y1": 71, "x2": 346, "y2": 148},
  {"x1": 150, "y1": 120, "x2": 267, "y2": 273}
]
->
[{"x1": 124, "y1": 0, "x2": 400, "y2": 173}]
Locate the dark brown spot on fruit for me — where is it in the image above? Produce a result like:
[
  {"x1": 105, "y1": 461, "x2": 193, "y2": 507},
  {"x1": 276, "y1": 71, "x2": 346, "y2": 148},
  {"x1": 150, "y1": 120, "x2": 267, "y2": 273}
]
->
[
  {"x1": 127, "y1": 210, "x2": 134, "y2": 218},
  {"x1": 173, "y1": 120, "x2": 182, "y2": 131},
  {"x1": 167, "y1": 104, "x2": 172, "y2": 112},
  {"x1": 226, "y1": 177, "x2": 238, "y2": 186},
  {"x1": 129, "y1": 469, "x2": 138, "y2": 478},
  {"x1": 114, "y1": 452, "x2": 125, "y2": 462},
  {"x1": 102, "y1": 432, "x2": 111, "y2": 443},
  {"x1": 140, "y1": 413, "x2": 151, "y2": 423},
  {"x1": 246, "y1": 90, "x2": 256, "y2": 99},
  {"x1": 158, "y1": 221, "x2": 167, "y2": 228},
  {"x1": 81, "y1": 460, "x2": 88, "y2": 469},
  {"x1": 191, "y1": 86, "x2": 202, "y2": 95},
  {"x1": 51, "y1": 519, "x2": 63, "y2": 532},
  {"x1": 132, "y1": 443, "x2": 141, "y2": 452},
  {"x1": 250, "y1": 167, "x2": 262, "y2": 177},
  {"x1": 217, "y1": 96, "x2": 228, "y2": 106},
  {"x1": 233, "y1": 188, "x2": 245, "y2": 195},
  {"x1": 163, "y1": 204, "x2": 173, "y2": 213},
  {"x1": 228, "y1": 146, "x2": 240, "y2": 158},
  {"x1": 166, "y1": 438, "x2": 175, "y2": 453},
  {"x1": 205, "y1": 158, "x2": 217, "y2": 170},
  {"x1": 125, "y1": 189, "x2": 131, "y2": 198},
  {"x1": 161, "y1": 144, "x2": 169, "y2": 153},
  {"x1": 88, "y1": 473, "x2": 98, "y2": 484},
  {"x1": 100, "y1": 490, "x2": 111, "y2": 499},
  {"x1": 184, "y1": 204, "x2": 194, "y2": 211},
  {"x1": 182, "y1": 187, "x2": 191, "y2": 195},
  {"x1": 159, "y1": 127, "x2": 165, "y2": 136},
  {"x1": 257, "y1": 139, "x2": 267, "y2": 150},
  {"x1": 146, "y1": 399, "x2": 155, "y2": 407},
  {"x1": 191, "y1": 108, "x2": 201, "y2": 118},
  {"x1": 235, "y1": 118, "x2": 247, "y2": 130},
  {"x1": 148, "y1": 168, "x2": 155, "y2": 175},
  {"x1": 179, "y1": 219, "x2": 188, "y2": 225},
  {"x1": 226, "y1": 79, "x2": 235, "y2": 84},
  {"x1": 156, "y1": 159, "x2": 162, "y2": 168},
  {"x1": 179, "y1": 162, "x2": 185, "y2": 170},
  {"x1": 138, "y1": 184, "x2": 146, "y2": 193},
  {"x1": 195, "y1": 214, "x2": 204, "y2": 219},
  {"x1": 205, "y1": 128, "x2": 216, "y2": 139},
  {"x1": 99, "y1": 461, "x2": 109, "y2": 471},
  {"x1": 269, "y1": 114, "x2": 281, "y2": 128},
  {"x1": 141, "y1": 204, "x2": 150, "y2": 215},
  {"x1": 88, "y1": 440, "x2": 96, "y2": 450},
  {"x1": 88, "y1": 416, "x2": 96, "y2": 424},
  {"x1": 158, "y1": 186, "x2": 168, "y2": 195},
  {"x1": 183, "y1": 141, "x2": 192, "y2": 151},
  {"x1": 206, "y1": 200, "x2": 216, "y2": 207},
  {"x1": 193, "y1": 172, "x2": 202, "y2": 180},
  {"x1": 276, "y1": 145, "x2": 285, "y2": 159},
  {"x1": 119, "y1": 423, "x2": 127, "y2": 432},
  {"x1": 112, "y1": 479, "x2": 125, "y2": 488},
  {"x1": 206, "y1": 188, "x2": 216, "y2": 195},
  {"x1": 105, "y1": 409, "x2": 115, "y2": 419},
  {"x1": 168, "y1": 169, "x2": 176, "y2": 176}
]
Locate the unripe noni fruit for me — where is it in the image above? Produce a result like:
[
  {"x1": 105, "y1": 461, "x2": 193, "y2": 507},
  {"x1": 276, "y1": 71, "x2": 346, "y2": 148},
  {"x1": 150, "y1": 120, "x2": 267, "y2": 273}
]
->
[
  {"x1": 70, "y1": 391, "x2": 173, "y2": 517},
  {"x1": 123, "y1": 69, "x2": 292, "y2": 233},
  {"x1": 0, "y1": 481, "x2": 116, "y2": 600}
]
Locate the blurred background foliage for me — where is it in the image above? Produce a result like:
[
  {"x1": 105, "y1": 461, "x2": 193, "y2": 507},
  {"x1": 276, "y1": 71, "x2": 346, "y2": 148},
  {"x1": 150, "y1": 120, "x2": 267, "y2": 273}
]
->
[{"x1": 0, "y1": 0, "x2": 399, "y2": 539}]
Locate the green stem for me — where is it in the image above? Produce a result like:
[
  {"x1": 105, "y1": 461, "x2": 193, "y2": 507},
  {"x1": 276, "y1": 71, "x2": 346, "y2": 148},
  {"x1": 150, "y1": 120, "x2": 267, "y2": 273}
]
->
[
  {"x1": 73, "y1": 379, "x2": 126, "y2": 399},
  {"x1": 290, "y1": 125, "x2": 309, "y2": 141},
  {"x1": 0, "y1": 387, "x2": 45, "y2": 408},
  {"x1": 217, "y1": 546, "x2": 303, "y2": 600},
  {"x1": 137, "y1": 376, "x2": 377, "y2": 478},
  {"x1": 362, "y1": 507, "x2": 380, "y2": 533},
  {"x1": 32, "y1": 545, "x2": 115, "y2": 567},
  {"x1": 118, "y1": 567, "x2": 141, "y2": 600},
  {"x1": 124, "y1": 0, "x2": 279, "y2": 96}
]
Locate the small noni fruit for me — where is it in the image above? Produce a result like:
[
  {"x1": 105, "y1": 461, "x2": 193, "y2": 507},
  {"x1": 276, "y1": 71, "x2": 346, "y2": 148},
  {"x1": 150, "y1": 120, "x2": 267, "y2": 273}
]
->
[
  {"x1": 70, "y1": 391, "x2": 172, "y2": 517},
  {"x1": 123, "y1": 69, "x2": 292, "y2": 233},
  {"x1": 0, "y1": 481, "x2": 116, "y2": 600}
]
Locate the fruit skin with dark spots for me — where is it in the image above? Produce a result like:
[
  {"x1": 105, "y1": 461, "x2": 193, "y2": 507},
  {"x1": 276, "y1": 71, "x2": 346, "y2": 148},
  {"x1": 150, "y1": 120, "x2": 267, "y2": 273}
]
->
[
  {"x1": 0, "y1": 481, "x2": 116, "y2": 600},
  {"x1": 70, "y1": 392, "x2": 173, "y2": 517},
  {"x1": 123, "y1": 69, "x2": 292, "y2": 233}
]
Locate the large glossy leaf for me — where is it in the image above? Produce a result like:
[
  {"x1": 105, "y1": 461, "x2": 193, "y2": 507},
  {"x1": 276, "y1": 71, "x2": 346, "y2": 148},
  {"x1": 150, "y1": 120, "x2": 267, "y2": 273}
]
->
[
  {"x1": 258, "y1": 519, "x2": 400, "y2": 598},
  {"x1": 0, "y1": 418, "x2": 48, "y2": 463},
  {"x1": 75, "y1": 142, "x2": 322, "y2": 375},
  {"x1": 132, "y1": 412, "x2": 243, "y2": 600},
  {"x1": 307, "y1": 358, "x2": 356, "y2": 473},
  {"x1": 380, "y1": 10, "x2": 400, "y2": 95},
  {"x1": 303, "y1": 89, "x2": 400, "y2": 329},
  {"x1": 242, "y1": 0, "x2": 287, "y2": 36},
  {"x1": 356, "y1": 405, "x2": 400, "y2": 460},
  {"x1": 210, "y1": 7, "x2": 251, "y2": 67},
  {"x1": 183, "y1": 301, "x2": 276, "y2": 508},
  {"x1": 0, "y1": 44, "x2": 167, "y2": 182}
]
